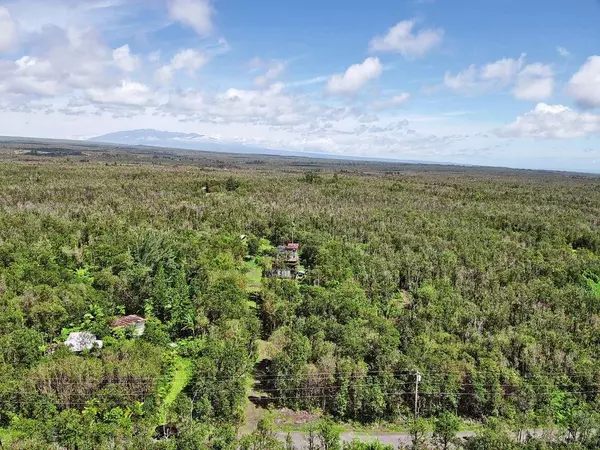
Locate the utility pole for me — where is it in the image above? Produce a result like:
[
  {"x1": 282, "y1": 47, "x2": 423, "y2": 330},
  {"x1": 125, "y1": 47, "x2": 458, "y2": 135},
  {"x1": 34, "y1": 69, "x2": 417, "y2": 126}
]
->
[{"x1": 414, "y1": 370, "x2": 421, "y2": 417}]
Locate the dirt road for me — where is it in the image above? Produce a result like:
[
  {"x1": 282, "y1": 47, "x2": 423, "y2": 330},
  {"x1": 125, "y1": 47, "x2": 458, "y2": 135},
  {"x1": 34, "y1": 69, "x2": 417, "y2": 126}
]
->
[{"x1": 277, "y1": 429, "x2": 554, "y2": 448}]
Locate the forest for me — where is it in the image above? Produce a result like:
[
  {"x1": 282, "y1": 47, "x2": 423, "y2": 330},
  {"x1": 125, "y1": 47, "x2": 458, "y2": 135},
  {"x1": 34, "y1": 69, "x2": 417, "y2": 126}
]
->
[{"x1": 0, "y1": 144, "x2": 599, "y2": 449}]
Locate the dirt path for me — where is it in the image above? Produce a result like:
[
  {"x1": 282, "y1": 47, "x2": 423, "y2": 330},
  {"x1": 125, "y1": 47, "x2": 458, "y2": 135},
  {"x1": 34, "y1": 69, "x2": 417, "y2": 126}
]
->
[{"x1": 277, "y1": 429, "x2": 554, "y2": 448}]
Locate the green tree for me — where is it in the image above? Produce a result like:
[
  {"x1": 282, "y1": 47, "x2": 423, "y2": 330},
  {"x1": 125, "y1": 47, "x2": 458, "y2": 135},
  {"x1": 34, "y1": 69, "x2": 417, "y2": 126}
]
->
[
  {"x1": 317, "y1": 419, "x2": 341, "y2": 450},
  {"x1": 408, "y1": 418, "x2": 429, "y2": 450},
  {"x1": 433, "y1": 412, "x2": 461, "y2": 450}
]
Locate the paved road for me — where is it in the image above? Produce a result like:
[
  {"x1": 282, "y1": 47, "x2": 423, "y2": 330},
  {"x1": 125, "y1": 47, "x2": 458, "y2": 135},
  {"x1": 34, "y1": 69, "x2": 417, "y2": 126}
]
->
[
  {"x1": 277, "y1": 429, "x2": 554, "y2": 448},
  {"x1": 277, "y1": 431, "x2": 473, "y2": 448}
]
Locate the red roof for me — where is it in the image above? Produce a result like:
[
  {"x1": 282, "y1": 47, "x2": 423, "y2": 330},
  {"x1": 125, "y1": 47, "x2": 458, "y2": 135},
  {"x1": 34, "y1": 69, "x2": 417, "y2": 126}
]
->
[
  {"x1": 286, "y1": 243, "x2": 299, "y2": 250},
  {"x1": 111, "y1": 315, "x2": 145, "y2": 328}
]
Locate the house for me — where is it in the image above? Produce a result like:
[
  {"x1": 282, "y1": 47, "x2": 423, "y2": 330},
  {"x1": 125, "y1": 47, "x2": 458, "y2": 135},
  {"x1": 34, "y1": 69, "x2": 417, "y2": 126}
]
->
[
  {"x1": 269, "y1": 242, "x2": 301, "y2": 279},
  {"x1": 276, "y1": 242, "x2": 300, "y2": 266},
  {"x1": 65, "y1": 332, "x2": 103, "y2": 352},
  {"x1": 111, "y1": 315, "x2": 146, "y2": 336}
]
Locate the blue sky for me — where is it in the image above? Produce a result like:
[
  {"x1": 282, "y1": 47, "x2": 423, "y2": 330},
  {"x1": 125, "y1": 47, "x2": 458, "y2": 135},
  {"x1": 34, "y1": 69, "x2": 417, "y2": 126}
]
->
[{"x1": 0, "y1": 0, "x2": 599, "y2": 171}]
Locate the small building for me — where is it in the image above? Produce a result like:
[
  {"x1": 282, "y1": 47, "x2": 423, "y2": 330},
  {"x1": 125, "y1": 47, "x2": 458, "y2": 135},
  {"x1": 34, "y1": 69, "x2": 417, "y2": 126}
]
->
[
  {"x1": 269, "y1": 268, "x2": 293, "y2": 279},
  {"x1": 269, "y1": 242, "x2": 301, "y2": 279},
  {"x1": 65, "y1": 332, "x2": 103, "y2": 352},
  {"x1": 276, "y1": 242, "x2": 300, "y2": 266},
  {"x1": 111, "y1": 315, "x2": 146, "y2": 336}
]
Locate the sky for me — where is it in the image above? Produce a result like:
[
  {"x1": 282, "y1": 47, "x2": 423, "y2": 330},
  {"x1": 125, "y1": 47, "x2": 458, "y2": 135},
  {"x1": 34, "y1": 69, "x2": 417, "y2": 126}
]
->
[{"x1": 0, "y1": 0, "x2": 599, "y2": 172}]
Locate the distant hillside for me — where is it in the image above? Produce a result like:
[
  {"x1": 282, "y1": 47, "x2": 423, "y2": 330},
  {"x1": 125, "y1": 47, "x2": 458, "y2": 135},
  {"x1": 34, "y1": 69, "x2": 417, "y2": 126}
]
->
[
  {"x1": 87, "y1": 129, "x2": 437, "y2": 164},
  {"x1": 88, "y1": 129, "x2": 308, "y2": 156}
]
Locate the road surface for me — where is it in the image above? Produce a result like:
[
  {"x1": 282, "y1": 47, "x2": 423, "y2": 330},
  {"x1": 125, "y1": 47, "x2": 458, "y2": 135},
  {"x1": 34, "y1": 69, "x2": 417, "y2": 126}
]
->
[{"x1": 277, "y1": 429, "x2": 555, "y2": 448}]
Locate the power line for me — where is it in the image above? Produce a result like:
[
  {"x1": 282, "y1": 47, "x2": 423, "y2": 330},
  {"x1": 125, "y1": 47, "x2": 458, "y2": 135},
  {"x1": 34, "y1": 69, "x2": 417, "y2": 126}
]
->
[{"x1": 198, "y1": 368, "x2": 600, "y2": 383}]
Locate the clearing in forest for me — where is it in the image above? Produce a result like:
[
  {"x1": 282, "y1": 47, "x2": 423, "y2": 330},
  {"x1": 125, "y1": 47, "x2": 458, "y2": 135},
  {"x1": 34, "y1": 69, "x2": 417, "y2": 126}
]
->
[{"x1": 159, "y1": 357, "x2": 193, "y2": 425}]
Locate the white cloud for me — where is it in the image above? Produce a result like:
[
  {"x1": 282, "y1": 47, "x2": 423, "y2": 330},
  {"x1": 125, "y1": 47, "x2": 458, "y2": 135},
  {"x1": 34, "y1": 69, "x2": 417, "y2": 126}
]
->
[
  {"x1": 444, "y1": 54, "x2": 554, "y2": 100},
  {"x1": 369, "y1": 19, "x2": 443, "y2": 58},
  {"x1": 444, "y1": 65, "x2": 477, "y2": 92},
  {"x1": 0, "y1": 6, "x2": 18, "y2": 52},
  {"x1": 557, "y1": 46, "x2": 570, "y2": 58},
  {"x1": 155, "y1": 65, "x2": 174, "y2": 85},
  {"x1": 87, "y1": 80, "x2": 155, "y2": 106},
  {"x1": 155, "y1": 49, "x2": 206, "y2": 85},
  {"x1": 371, "y1": 92, "x2": 411, "y2": 110},
  {"x1": 39, "y1": 26, "x2": 114, "y2": 90},
  {"x1": 514, "y1": 63, "x2": 554, "y2": 101},
  {"x1": 481, "y1": 54, "x2": 525, "y2": 85},
  {"x1": 567, "y1": 56, "x2": 600, "y2": 109},
  {"x1": 496, "y1": 103, "x2": 600, "y2": 139},
  {"x1": 255, "y1": 61, "x2": 285, "y2": 87},
  {"x1": 171, "y1": 49, "x2": 206, "y2": 71},
  {"x1": 0, "y1": 25, "x2": 123, "y2": 104},
  {"x1": 287, "y1": 75, "x2": 330, "y2": 88},
  {"x1": 113, "y1": 45, "x2": 140, "y2": 72},
  {"x1": 0, "y1": 56, "x2": 60, "y2": 97},
  {"x1": 168, "y1": 0, "x2": 213, "y2": 36},
  {"x1": 326, "y1": 57, "x2": 382, "y2": 95},
  {"x1": 166, "y1": 82, "x2": 311, "y2": 124}
]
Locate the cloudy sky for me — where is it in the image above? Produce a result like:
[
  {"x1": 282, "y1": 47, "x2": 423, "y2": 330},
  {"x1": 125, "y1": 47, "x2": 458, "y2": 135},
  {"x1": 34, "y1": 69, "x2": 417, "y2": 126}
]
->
[{"x1": 0, "y1": 0, "x2": 599, "y2": 171}]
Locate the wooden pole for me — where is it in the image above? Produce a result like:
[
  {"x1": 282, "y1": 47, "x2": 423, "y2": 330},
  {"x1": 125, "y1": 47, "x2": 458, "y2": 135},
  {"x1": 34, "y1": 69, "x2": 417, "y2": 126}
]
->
[{"x1": 414, "y1": 370, "x2": 421, "y2": 417}]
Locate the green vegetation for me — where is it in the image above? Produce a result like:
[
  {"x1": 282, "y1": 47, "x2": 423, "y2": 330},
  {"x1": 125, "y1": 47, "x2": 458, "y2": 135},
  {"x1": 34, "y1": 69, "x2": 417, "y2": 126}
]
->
[
  {"x1": 244, "y1": 258, "x2": 263, "y2": 293},
  {"x1": 0, "y1": 146, "x2": 599, "y2": 449},
  {"x1": 160, "y1": 356, "x2": 193, "y2": 425}
]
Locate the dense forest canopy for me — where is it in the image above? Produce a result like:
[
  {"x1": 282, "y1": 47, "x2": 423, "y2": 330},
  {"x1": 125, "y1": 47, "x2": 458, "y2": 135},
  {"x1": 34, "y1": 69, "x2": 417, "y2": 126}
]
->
[{"x1": 0, "y1": 148, "x2": 599, "y2": 449}]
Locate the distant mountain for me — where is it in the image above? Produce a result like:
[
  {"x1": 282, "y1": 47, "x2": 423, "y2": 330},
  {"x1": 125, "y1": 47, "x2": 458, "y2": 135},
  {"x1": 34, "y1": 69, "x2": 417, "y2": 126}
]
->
[
  {"x1": 90, "y1": 129, "x2": 207, "y2": 143},
  {"x1": 88, "y1": 129, "x2": 292, "y2": 156},
  {"x1": 88, "y1": 129, "x2": 441, "y2": 164}
]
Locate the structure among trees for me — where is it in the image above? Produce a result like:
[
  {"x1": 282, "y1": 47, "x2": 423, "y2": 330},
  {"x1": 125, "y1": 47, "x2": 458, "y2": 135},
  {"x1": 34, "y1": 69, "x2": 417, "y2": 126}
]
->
[
  {"x1": 270, "y1": 242, "x2": 301, "y2": 279},
  {"x1": 110, "y1": 314, "x2": 147, "y2": 336}
]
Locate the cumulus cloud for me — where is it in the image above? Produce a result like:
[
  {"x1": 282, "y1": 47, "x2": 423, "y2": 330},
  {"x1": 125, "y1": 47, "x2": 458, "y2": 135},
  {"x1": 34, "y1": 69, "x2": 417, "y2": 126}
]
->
[
  {"x1": 0, "y1": 25, "x2": 124, "y2": 105},
  {"x1": 166, "y1": 82, "x2": 310, "y2": 124},
  {"x1": 155, "y1": 66, "x2": 174, "y2": 85},
  {"x1": 445, "y1": 54, "x2": 554, "y2": 101},
  {"x1": 496, "y1": 103, "x2": 600, "y2": 139},
  {"x1": 0, "y1": 6, "x2": 18, "y2": 52},
  {"x1": 369, "y1": 19, "x2": 443, "y2": 58},
  {"x1": 113, "y1": 45, "x2": 140, "y2": 72},
  {"x1": 254, "y1": 61, "x2": 286, "y2": 87},
  {"x1": 11, "y1": 56, "x2": 59, "y2": 95},
  {"x1": 481, "y1": 55, "x2": 526, "y2": 85},
  {"x1": 155, "y1": 49, "x2": 207, "y2": 85},
  {"x1": 163, "y1": 81, "x2": 369, "y2": 131},
  {"x1": 567, "y1": 56, "x2": 600, "y2": 109},
  {"x1": 168, "y1": 0, "x2": 213, "y2": 36},
  {"x1": 326, "y1": 57, "x2": 382, "y2": 95},
  {"x1": 87, "y1": 81, "x2": 156, "y2": 107},
  {"x1": 171, "y1": 49, "x2": 206, "y2": 71},
  {"x1": 445, "y1": 54, "x2": 526, "y2": 94},
  {"x1": 514, "y1": 63, "x2": 554, "y2": 101}
]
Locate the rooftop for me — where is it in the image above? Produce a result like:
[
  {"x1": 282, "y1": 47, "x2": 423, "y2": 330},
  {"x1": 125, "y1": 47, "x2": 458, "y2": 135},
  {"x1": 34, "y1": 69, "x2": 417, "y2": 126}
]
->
[
  {"x1": 111, "y1": 314, "x2": 146, "y2": 328},
  {"x1": 65, "y1": 332, "x2": 103, "y2": 352}
]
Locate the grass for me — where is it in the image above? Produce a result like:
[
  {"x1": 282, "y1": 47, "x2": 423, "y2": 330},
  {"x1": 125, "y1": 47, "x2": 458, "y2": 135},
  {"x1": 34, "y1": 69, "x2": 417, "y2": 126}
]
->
[
  {"x1": 244, "y1": 258, "x2": 263, "y2": 293},
  {"x1": 159, "y1": 357, "x2": 193, "y2": 425},
  {"x1": 272, "y1": 414, "x2": 483, "y2": 434}
]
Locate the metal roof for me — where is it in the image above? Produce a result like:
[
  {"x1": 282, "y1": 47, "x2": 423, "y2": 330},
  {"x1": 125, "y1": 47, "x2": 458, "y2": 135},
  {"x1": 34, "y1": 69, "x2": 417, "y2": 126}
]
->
[{"x1": 111, "y1": 315, "x2": 146, "y2": 328}]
